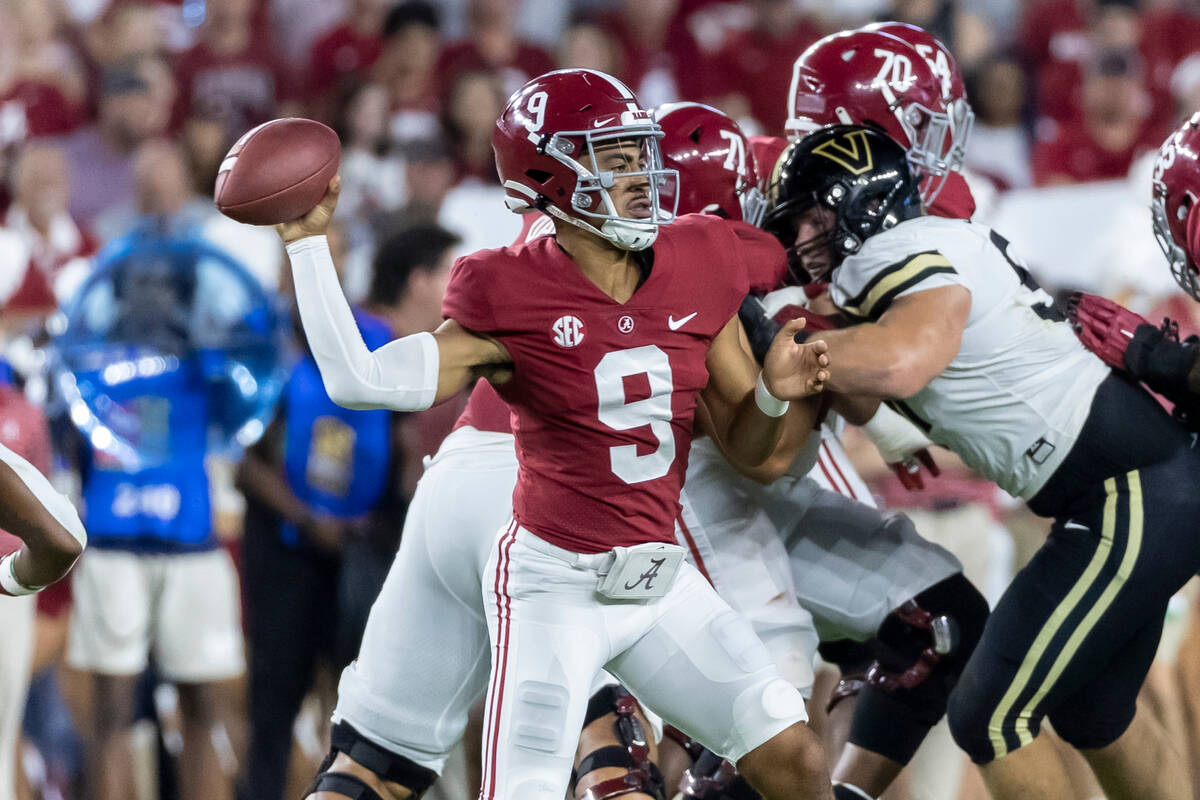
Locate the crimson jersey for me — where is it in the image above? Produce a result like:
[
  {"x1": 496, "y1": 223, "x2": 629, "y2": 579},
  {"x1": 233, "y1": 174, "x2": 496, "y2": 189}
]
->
[
  {"x1": 453, "y1": 379, "x2": 512, "y2": 434},
  {"x1": 442, "y1": 214, "x2": 770, "y2": 552},
  {"x1": 927, "y1": 171, "x2": 976, "y2": 221}
]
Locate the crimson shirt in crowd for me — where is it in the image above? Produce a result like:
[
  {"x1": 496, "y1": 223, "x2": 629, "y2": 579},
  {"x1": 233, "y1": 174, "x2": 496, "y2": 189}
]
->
[
  {"x1": 0, "y1": 81, "x2": 85, "y2": 139},
  {"x1": 172, "y1": 34, "x2": 297, "y2": 139},
  {"x1": 435, "y1": 40, "x2": 554, "y2": 100},
  {"x1": 1031, "y1": 118, "x2": 1163, "y2": 184},
  {"x1": 307, "y1": 23, "x2": 381, "y2": 96},
  {"x1": 1019, "y1": 0, "x2": 1200, "y2": 127},
  {"x1": 708, "y1": 21, "x2": 824, "y2": 133}
]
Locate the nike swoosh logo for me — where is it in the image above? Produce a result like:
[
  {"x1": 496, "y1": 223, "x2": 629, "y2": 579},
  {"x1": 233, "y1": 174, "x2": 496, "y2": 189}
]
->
[
  {"x1": 1063, "y1": 520, "x2": 1089, "y2": 532},
  {"x1": 668, "y1": 312, "x2": 698, "y2": 331},
  {"x1": 593, "y1": 116, "x2": 617, "y2": 128}
]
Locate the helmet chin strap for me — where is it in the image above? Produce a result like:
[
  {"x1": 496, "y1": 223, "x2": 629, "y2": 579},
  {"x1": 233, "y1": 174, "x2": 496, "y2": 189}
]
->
[{"x1": 544, "y1": 203, "x2": 659, "y2": 251}]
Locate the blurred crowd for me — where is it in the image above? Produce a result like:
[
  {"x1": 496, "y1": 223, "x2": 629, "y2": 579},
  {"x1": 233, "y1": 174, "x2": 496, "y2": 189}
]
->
[{"x1": 3, "y1": 1, "x2": 1200, "y2": 800}]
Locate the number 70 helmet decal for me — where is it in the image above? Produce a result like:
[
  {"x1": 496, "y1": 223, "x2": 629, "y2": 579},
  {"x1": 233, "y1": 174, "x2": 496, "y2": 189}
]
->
[
  {"x1": 785, "y1": 29, "x2": 957, "y2": 204},
  {"x1": 493, "y1": 68, "x2": 680, "y2": 251}
]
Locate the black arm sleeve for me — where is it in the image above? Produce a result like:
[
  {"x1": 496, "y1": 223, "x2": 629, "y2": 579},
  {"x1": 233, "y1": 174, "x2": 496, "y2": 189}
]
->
[{"x1": 1123, "y1": 324, "x2": 1200, "y2": 430}]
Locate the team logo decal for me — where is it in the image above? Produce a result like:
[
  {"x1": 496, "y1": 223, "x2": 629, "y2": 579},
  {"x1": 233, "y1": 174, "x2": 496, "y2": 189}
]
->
[
  {"x1": 812, "y1": 129, "x2": 875, "y2": 176},
  {"x1": 624, "y1": 557, "x2": 665, "y2": 591},
  {"x1": 552, "y1": 315, "x2": 585, "y2": 348},
  {"x1": 618, "y1": 315, "x2": 635, "y2": 334}
]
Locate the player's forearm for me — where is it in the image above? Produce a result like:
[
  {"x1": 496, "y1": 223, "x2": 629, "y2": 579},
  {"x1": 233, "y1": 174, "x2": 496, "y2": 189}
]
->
[
  {"x1": 286, "y1": 236, "x2": 440, "y2": 411},
  {"x1": 0, "y1": 447, "x2": 86, "y2": 591},
  {"x1": 736, "y1": 397, "x2": 824, "y2": 484},
  {"x1": 811, "y1": 326, "x2": 930, "y2": 398},
  {"x1": 721, "y1": 388, "x2": 789, "y2": 468}
]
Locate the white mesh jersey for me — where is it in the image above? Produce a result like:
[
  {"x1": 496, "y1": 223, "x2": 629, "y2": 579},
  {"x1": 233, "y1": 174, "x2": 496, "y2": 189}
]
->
[{"x1": 829, "y1": 215, "x2": 1111, "y2": 499}]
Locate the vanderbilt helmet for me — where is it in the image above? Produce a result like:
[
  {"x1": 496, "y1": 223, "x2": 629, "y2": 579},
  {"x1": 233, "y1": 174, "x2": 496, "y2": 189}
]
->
[
  {"x1": 1152, "y1": 111, "x2": 1200, "y2": 300},
  {"x1": 763, "y1": 125, "x2": 922, "y2": 284}
]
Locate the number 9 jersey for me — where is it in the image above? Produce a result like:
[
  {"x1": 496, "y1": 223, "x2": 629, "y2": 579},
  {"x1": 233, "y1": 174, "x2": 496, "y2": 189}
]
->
[
  {"x1": 443, "y1": 213, "x2": 782, "y2": 554},
  {"x1": 829, "y1": 215, "x2": 1111, "y2": 500}
]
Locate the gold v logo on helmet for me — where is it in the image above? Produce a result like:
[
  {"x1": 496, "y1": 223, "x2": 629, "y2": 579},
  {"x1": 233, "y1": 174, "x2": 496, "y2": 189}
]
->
[{"x1": 812, "y1": 130, "x2": 875, "y2": 176}]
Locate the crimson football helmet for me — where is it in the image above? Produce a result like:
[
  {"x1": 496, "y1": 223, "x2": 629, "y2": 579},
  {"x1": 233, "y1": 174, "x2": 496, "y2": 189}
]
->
[
  {"x1": 653, "y1": 102, "x2": 766, "y2": 226},
  {"x1": 493, "y1": 68, "x2": 679, "y2": 251},
  {"x1": 785, "y1": 30, "x2": 954, "y2": 202},
  {"x1": 862, "y1": 21, "x2": 974, "y2": 174},
  {"x1": 1152, "y1": 111, "x2": 1200, "y2": 301}
]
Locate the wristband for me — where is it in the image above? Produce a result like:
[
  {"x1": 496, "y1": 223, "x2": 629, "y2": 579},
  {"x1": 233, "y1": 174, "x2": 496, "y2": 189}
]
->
[
  {"x1": 0, "y1": 551, "x2": 44, "y2": 596},
  {"x1": 755, "y1": 373, "x2": 790, "y2": 417}
]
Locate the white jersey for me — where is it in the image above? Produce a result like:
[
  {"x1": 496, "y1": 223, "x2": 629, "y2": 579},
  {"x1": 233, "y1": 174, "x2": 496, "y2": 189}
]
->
[{"x1": 830, "y1": 215, "x2": 1110, "y2": 499}]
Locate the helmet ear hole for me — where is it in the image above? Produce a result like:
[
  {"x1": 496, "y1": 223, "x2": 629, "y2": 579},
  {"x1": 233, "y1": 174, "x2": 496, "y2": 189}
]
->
[{"x1": 525, "y1": 169, "x2": 553, "y2": 185}]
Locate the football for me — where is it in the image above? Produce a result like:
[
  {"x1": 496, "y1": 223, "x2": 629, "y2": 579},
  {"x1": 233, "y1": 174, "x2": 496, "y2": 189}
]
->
[{"x1": 213, "y1": 118, "x2": 341, "y2": 226}]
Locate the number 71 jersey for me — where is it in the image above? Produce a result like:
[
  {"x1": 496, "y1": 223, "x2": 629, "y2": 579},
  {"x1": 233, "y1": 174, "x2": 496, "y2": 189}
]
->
[{"x1": 443, "y1": 214, "x2": 773, "y2": 554}]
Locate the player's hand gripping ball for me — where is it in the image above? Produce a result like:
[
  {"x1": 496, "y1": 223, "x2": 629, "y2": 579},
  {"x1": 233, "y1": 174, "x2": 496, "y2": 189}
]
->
[{"x1": 214, "y1": 118, "x2": 341, "y2": 225}]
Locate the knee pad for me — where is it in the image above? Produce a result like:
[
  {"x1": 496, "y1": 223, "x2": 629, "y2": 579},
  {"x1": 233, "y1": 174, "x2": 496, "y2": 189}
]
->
[
  {"x1": 305, "y1": 772, "x2": 386, "y2": 800},
  {"x1": 849, "y1": 574, "x2": 990, "y2": 765},
  {"x1": 321, "y1": 721, "x2": 437, "y2": 797},
  {"x1": 576, "y1": 685, "x2": 665, "y2": 800},
  {"x1": 867, "y1": 573, "x2": 988, "y2": 709},
  {"x1": 678, "y1": 747, "x2": 762, "y2": 800}
]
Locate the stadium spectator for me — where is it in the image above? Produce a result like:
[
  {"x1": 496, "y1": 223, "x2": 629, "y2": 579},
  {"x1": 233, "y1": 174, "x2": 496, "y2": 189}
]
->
[
  {"x1": 435, "y1": 0, "x2": 553, "y2": 99},
  {"x1": 0, "y1": 0, "x2": 88, "y2": 139},
  {"x1": 881, "y1": 0, "x2": 993, "y2": 73},
  {"x1": 706, "y1": 0, "x2": 825, "y2": 133},
  {"x1": 599, "y1": 0, "x2": 709, "y2": 106},
  {"x1": 171, "y1": 0, "x2": 297, "y2": 142},
  {"x1": 0, "y1": 142, "x2": 95, "y2": 320},
  {"x1": 305, "y1": 0, "x2": 390, "y2": 124},
  {"x1": 237, "y1": 225, "x2": 398, "y2": 800},
  {"x1": 1032, "y1": 47, "x2": 1163, "y2": 184},
  {"x1": 82, "y1": 2, "x2": 167, "y2": 72},
  {"x1": 62, "y1": 240, "x2": 249, "y2": 800},
  {"x1": 1020, "y1": 0, "x2": 1200, "y2": 128},
  {"x1": 442, "y1": 69, "x2": 505, "y2": 186},
  {"x1": 963, "y1": 52, "x2": 1033, "y2": 190},
  {"x1": 52, "y1": 58, "x2": 172, "y2": 229},
  {"x1": 357, "y1": 223, "x2": 463, "y2": 507},
  {"x1": 372, "y1": 1, "x2": 443, "y2": 148},
  {"x1": 554, "y1": 18, "x2": 623, "y2": 76}
]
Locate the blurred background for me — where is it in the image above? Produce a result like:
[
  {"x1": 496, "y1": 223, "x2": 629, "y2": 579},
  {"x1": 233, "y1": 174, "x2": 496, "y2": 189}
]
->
[{"x1": 2, "y1": 1, "x2": 1200, "y2": 799}]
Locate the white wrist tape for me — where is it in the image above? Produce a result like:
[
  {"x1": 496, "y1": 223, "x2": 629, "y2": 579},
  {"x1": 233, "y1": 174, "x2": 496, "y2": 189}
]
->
[
  {"x1": 287, "y1": 236, "x2": 439, "y2": 411},
  {"x1": 0, "y1": 551, "x2": 43, "y2": 596},
  {"x1": 861, "y1": 403, "x2": 934, "y2": 462},
  {"x1": 755, "y1": 372, "x2": 790, "y2": 418}
]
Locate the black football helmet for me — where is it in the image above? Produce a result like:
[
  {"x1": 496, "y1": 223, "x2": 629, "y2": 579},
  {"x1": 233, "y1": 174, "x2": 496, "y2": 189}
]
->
[{"x1": 763, "y1": 125, "x2": 923, "y2": 283}]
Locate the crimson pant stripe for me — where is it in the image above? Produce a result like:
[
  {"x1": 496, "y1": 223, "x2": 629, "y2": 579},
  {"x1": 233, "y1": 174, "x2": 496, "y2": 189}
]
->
[
  {"x1": 817, "y1": 451, "x2": 847, "y2": 496},
  {"x1": 482, "y1": 521, "x2": 518, "y2": 799},
  {"x1": 822, "y1": 442, "x2": 860, "y2": 501}
]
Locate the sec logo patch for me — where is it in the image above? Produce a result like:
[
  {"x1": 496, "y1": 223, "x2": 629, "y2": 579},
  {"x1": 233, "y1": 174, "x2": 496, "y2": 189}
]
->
[{"x1": 552, "y1": 315, "x2": 585, "y2": 348}]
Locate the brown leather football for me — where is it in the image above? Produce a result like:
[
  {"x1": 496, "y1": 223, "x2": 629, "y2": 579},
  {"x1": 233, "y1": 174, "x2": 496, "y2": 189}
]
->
[{"x1": 213, "y1": 118, "x2": 341, "y2": 225}]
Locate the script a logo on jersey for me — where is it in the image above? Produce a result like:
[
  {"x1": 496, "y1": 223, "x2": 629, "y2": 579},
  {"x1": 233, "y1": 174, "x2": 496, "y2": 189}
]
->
[
  {"x1": 552, "y1": 315, "x2": 585, "y2": 348},
  {"x1": 812, "y1": 129, "x2": 875, "y2": 176},
  {"x1": 624, "y1": 557, "x2": 666, "y2": 591}
]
